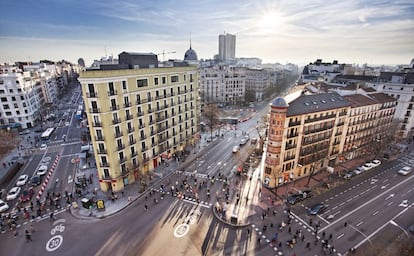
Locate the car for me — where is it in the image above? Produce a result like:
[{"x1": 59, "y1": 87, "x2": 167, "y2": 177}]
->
[
  {"x1": 370, "y1": 159, "x2": 381, "y2": 168},
  {"x1": 286, "y1": 190, "x2": 312, "y2": 205},
  {"x1": 308, "y1": 203, "x2": 327, "y2": 215},
  {"x1": 361, "y1": 162, "x2": 374, "y2": 171},
  {"x1": 0, "y1": 199, "x2": 9, "y2": 213},
  {"x1": 286, "y1": 194, "x2": 302, "y2": 205},
  {"x1": 239, "y1": 138, "x2": 247, "y2": 145},
  {"x1": 40, "y1": 144, "x2": 48, "y2": 150},
  {"x1": 398, "y1": 166, "x2": 412, "y2": 176},
  {"x1": 36, "y1": 165, "x2": 48, "y2": 176},
  {"x1": 343, "y1": 170, "x2": 355, "y2": 179},
  {"x1": 6, "y1": 187, "x2": 21, "y2": 201},
  {"x1": 16, "y1": 174, "x2": 29, "y2": 186},
  {"x1": 353, "y1": 167, "x2": 364, "y2": 175},
  {"x1": 31, "y1": 175, "x2": 42, "y2": 186},
  {"x1": 232, "y1": 145, "x2": 240, "y2": 153},
  {"x1": 19, "y1": 187, "x2": 34, "y2": 202}
]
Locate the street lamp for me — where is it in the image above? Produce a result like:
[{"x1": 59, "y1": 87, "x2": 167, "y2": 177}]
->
[{"x1": 390, "y1": 220, "x2": 409, "y2": 238}]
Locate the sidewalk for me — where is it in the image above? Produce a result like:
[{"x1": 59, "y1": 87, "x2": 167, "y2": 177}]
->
[{"x1": 69, "y1": 131, "x2": 215, "y2": 219}]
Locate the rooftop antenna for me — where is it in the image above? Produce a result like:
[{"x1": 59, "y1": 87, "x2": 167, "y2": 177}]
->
[{"x1": 189, "y1": 32, "x2": 192, "y2": 49}]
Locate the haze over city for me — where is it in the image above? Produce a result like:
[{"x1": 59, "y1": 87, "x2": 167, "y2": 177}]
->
[{"x1": 0, "y1": 0, "x2": 413, "y2": 66}]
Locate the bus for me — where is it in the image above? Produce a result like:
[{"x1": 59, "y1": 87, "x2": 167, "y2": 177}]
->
[
  {"x1": 41, "y1": 128, "x2": 55, "y2": 140},
  {"x1": 75, "y1": 110, "x2": 83, "y2": 120}
]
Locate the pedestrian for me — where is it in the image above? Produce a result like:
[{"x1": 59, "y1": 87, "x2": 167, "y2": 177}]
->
[
  {"x1": 322, "y1": 231, "x2": 326, "y2": 238},
  {"x1": 301, "y1": 235, "x2": 305, "y2": 242},
  {"x1": 278, "y1": 242, "x2": 282, "y2": 248},
  {"x1": 257, "y1": 237, "x2": 261, "y2": 244},
  {"x1": 144, "y1": 204, "x2": 148, "y2": 211},
  {"x1": 25, "y1": 230, "x2": 32, "y2": 242},
  {"x1": 329, "y1": 233, "x2": 333, "y2": 240},
  {"x1": 247, "y1": 228, "x2": 250, "y2": 236},
  {"x1": 50, "y1": 212, "x2": 55, "y2": 221},
  {"x1": 288, "y1": 226, "x2": 291, "y2": 233},
  {"x1": 306, "y1": 242, "x2": 311, "y2": 249},
  {"x1": 344, "y1": 222, "x2": 348, "y2": 227}
]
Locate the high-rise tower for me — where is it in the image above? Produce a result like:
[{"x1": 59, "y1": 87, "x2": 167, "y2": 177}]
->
[{"x1": 218, "y1": 33, "x2": 236, "y2": 61}]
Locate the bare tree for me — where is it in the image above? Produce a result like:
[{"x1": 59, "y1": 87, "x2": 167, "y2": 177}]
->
[
  {"x1": 255, "y1": 113, "x2": 269, "y2": 153},
  {"x1": 202, "y1": 104, "x2": 220, "y2": 140}
]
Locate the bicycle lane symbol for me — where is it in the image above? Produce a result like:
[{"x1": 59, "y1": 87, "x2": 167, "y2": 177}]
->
[{"x1": 46, "y1": 219, "x2": 65, "y2": 252}]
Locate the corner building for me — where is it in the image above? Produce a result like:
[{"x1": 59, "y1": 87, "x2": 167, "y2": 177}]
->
[
  {"x1": 263, "y1": 92, "x2": 396, "y2": 189},
  {"x1": 80, "y1": 62, "x2": 198, "y2": 192}
]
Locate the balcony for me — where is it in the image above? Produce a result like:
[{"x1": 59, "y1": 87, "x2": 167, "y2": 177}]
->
[
  {"x1": 100, "y1": 162, "x2": 110, "y2": 167},
  {"x1": 139, "y1": 123, "x2": 145, "y2": 129},
  {"x1": 136, "y1": 99, "x2": 141, "y2": 105},
  {"x1": 119, "y1": 158, "x2": 127, "y2": 165},
  {"x1": 95, "y1": 136, "x2": 105, "y2": 141},
  {"x1": 101, "y1": 175, "x2": 111, "y2": 180},
  {"x1": 124, "y1": 102, "x2": 131, "y2": 108},
  {"x1": 108, "y1": 90, "x2": 117, "y2": 96},
  {"x1": 112, "y1": 118, "x2": 121, "y2": 125},
  {"x1": 89, "y1": 108, "x2": 100, "y2": 113},
  {"x1": 288, "y1": 121, "x2": 301, "y2": 127},
  {"x1": 287, "y1": 132, "x2": 298, "y2": 138},
  {"x1": 97, "y1": 149, "x2": 107, "y2": 154},
  {"x1": 86, "y1": 92, "x2": 98, "y2": 98},
  {"x1": 305, "y1": 114, "x2": 336, "y2": 124},
  {"x1": 92, "y1": 122, "x2": 102, "y2": 127},
  {"x1": 140, "y1": 135, "x2": 147, "y2": 140},
  {"x1": 114, "y1": 131, "x2": 123, "y2": 138},
  {"x1": 110, "y1": 105, "x2": 119, "y2": 111},
  {"x1": 142, "y1": 156, "x2": 150, "y2": 163},
  {"x1": 131, "y1": 151, "x2": 137, "y2": 158},
  {"x1": 126, "y1": 114, "x2": 133, "y2": 120},
  {"x1": 148, "y1": 109, "x2": 154, "y2": 114},
  {"x1": 285, "y1": 143, "x2": 297, "y2": 150},
  {"x1": 129, "y1": 139, "x2": 136, "y2": 146},
  {"x1": 128, "y1": 127, "x2": 135, "y2": 133},
  {"x1": 141, "y1": 146, "x2": 147, "y2": 152},
  {"x1": 116, "y1": 144, "x2": 125, "y2": 151},
  {"x1": 137, "y1": 111, "x2": 144, "y2": 117}
]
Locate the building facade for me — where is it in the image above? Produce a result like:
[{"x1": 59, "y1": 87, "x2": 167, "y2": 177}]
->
[
  {"x1": 80, "y1": 64, "x2": 199, "y2": 192},
  {"x1": 263, "y1": 91, "x2": 396, "y2": 189}
]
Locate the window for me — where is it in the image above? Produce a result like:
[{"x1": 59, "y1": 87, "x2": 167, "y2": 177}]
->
[
  {"x1": 162, "y1": 77, "x2": 166, "y2": 84},
  {"x1": 171, "y1": 75, "x2": 179, "y2": 83},
  {"x1": 137, "y1": 79, "x2": 148, "y2": 87},
  {"x1": 0, "y1": 97, "x2": 6, "y2": 102},
  {"x1": 154, "y1": 77, "x2": 159, "y2": 85},
  {"x1": 122, "y1": 81, "x2": 127, "y2": 90}
]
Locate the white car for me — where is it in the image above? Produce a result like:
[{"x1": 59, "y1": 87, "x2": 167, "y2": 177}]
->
[
  {"x1": 361, "y1": 162, "x2": 373, "y2": 171},
  {"x1": 36, "y1": 165, "x2": 48, "y2": 176},
  {"x1": 398, "y1": 166, "x2": 412, "y2": 176},
  {"x1": 353, "y1": 167, "x2": 364, "y2": 175},
  {"x1": 0, "y1": 199, "x2": 9, "y2": 212},
  {"x1": 16, "y1": 174, "x2": 29, "y2": 186},
  {"x1": 370, "y1": 159, "x2": 381, "y2": 168},
  {"x1": 6, "y1": 187, "x2": 21, "y2": 201},
  {"x1": 232, "y1": 145, "x2": 240, "y2": 153},
  {"x1": 40, "y1": 144, "x2": 48, "y2": 150}
]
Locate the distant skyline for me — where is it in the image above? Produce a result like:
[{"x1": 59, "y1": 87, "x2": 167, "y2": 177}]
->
[{"x1": 0, "y1": 0, "x2": 413, "y2": 66}]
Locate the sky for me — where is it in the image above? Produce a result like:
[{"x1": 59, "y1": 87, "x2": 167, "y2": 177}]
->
[{"x1": 0, "y1": 0, "x2": 413, "y2": 66}]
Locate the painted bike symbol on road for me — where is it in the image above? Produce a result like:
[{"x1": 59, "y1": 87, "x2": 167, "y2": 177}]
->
[{"x1": 51, "y1": 224, "x2": 65, "y2": 235}]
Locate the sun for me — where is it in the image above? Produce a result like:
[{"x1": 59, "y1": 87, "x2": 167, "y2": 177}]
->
[{"x1": 257, "y1": 11, "x2": 284, "y2": 32}]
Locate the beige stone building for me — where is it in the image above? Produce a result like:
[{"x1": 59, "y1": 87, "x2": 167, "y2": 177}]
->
[
  {"x1": 79, "y1": 55, "x2": 199, "y2": 192},
  {"x1": 263, "y1": 91, "x2": 396, "y2": 189}
]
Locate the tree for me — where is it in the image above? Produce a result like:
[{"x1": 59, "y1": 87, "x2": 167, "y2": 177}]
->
[
  {"x1": 255, "y1": 113, "x2": 268, "y2": 153},
  {"x1": 244, "y1": 89, "x2": 256, "y2": 103},
  {"x1": 202, "y1": 104, "x2": 220, "y2": 139}
]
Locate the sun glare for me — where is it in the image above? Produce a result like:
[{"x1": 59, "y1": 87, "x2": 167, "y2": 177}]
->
[{"x1": 257, "y1": 11, "x2": 284, "y2": 32}]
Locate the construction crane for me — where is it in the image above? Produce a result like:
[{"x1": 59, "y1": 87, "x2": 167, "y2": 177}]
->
[{"x1": 157, "y1": 50, "x2": 176, "y2": 61}]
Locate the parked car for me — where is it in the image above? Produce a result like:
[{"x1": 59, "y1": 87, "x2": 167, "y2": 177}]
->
[
  {"x1": 353, "y1": 167, "x2": 364, "y2": 175},
  {"x1": 40, "y1": 144, "x2": 48, "y2": 150},
  {"x1": 343, "y1": 170, "x2": 355, "y2": 179},
  {"x1": 36, "y1": 165, "x2": 48, "y2": 176},
  {"x1": 31, "y1": 175, "x2": 42, "y2": 186},
  {"x1": 6, "y1": 187, "x2": 21, "y2": 201},
  {"x1": 308, "y1": 203, "x2": 327, "y2": 215},
  {"x1": 19, "y1": 187, "x2": 34, "y2": 202},
  {"x1": 16, "y1": 174, "x2": 29, "y2": 186},
  {"x1": 0, "y1": 199, "x2": 9, "y2": 213},
  {"x1": 370, "y1": 159, "x2": 381, "y2": 168},
  {"x1": 361, "y1": 162, "x2": 374, "y2": 171},
  {"x1": 232, "y1": 145, "x2": 240, "y2": 153},
  {"x1": 398, "y1": 166, "x2": 412, "y2": 176},
  {"x1": 286, "y1": 190, "x2": 312, "y2": 205}
]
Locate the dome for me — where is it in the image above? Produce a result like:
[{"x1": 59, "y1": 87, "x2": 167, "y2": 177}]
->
[
  {"x1": 184, "y1": 47, "x2": 198, "y2": 61},
  {"x1": 271, "y1": 97, "x2": 288, "y2": 108}
]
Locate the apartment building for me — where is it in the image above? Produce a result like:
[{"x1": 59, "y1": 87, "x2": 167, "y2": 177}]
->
[
  {"x1": 199, "y1": 66, "x2": 245, "y2": 105},
  {"x1": 0, "y1": 69, "x2": 44, "y2": 129},
  {"x1": 79, "y1": 53, "x2": 199, "y2": 192},
  {"x1": 263, "y1": 91, "x2": 396, "y2": 189}
]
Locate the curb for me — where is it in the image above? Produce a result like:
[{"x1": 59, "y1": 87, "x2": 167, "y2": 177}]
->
[{"x1": 36, "y1": 154, "x2": 60, "y2": 200}]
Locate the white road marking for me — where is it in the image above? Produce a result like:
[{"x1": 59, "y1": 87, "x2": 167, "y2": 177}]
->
[
  {"x1": 337, "y1": 233, "x2": 344, "y2": 239},
  {"x1": 356, "y1": 221, "x2": 363, "y2": 227},
  {"x1": 373, "y1": 211, "x2": 379, "y2": 216},
  {"x1": 386, "y1": 201, "x2": 394, "y2": 206}
]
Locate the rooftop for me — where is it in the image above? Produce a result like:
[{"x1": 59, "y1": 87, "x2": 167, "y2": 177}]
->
[{"x1": 287, "y1": 92, "x2": 350, "y2": 116}]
